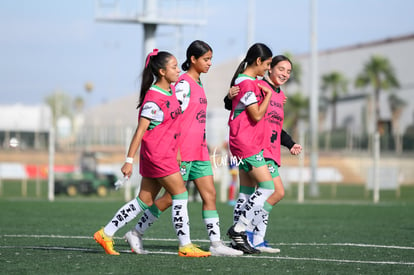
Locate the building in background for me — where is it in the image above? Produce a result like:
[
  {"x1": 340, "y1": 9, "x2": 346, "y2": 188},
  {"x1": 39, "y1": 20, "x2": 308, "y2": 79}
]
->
[{"x1": 0, "y1": 104, "x2": 51, "y2": 150}]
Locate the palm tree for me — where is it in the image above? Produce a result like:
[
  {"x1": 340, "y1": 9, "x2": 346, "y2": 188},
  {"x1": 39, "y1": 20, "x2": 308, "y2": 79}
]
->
[
  {"x1": 284, "y1": 92, "x2": 309, "y2": 141},
  {"x1": 355, "y1": 55, "x2": 400, "y2": 134},
  {"x1": 321, "y1": 71, "x2": 348, "y2": 129},
  {"x1": 45, "y1": 91, "x2": 73, "y2": 127}
]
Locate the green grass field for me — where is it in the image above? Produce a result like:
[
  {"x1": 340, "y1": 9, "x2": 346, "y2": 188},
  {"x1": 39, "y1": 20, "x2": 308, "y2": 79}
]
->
[{"x1": 1, "y1": 182, "x2": 414, "y2": 274}]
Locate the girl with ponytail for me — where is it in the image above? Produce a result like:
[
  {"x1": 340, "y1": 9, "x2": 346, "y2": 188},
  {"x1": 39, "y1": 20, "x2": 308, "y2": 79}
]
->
[{"x1": 225, "y1": 43, "x2": 276, "y2": 254}]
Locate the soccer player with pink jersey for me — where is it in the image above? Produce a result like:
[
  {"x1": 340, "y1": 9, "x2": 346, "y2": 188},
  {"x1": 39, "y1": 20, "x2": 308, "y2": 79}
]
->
[
  {"x1": 225, "y1": 43, "x2": 276, "y2": 254},
  {"x1": 225, "y1": 55, "x2": 302, "y2": 253},
  {"x1": 93, "y1": 49, "x2": 210, "y2": 258},
  {"x1": 124, "y1": 40, "x2": 242, "y2": 256}
]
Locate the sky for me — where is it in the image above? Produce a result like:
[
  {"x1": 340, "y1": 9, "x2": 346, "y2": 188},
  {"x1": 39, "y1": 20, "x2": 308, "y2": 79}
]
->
[{"x1": 1, "y1": 0, "x2": 414, "y2": 108}]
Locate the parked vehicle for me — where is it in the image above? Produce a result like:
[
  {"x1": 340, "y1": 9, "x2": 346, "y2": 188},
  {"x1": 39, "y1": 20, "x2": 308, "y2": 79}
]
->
[{"x1": 54, "y1": 152, "x2": 117, "y2": 197}]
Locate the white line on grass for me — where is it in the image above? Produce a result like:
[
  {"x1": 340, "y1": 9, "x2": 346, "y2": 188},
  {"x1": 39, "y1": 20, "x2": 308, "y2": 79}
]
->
[
  {"x1": 277, "y1": 242, "x2": 414, "y2": 250},
  {"x1": 243, "y1": 254, "x2": 414, "y2": 265},
  {"x1": 1, "y1": 245, "x2": 413, "y2": 266},
  {"x1": 0, "y1": 245, "x2": 175, "y2": 255},
  {"x1": 3, "y1": 234, "x2": 414, "y2": 250}
]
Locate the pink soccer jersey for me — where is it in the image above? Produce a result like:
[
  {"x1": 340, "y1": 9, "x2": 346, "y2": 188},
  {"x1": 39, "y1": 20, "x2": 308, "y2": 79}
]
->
[
  {"x1": 175, "y1": 73, "x2": 210, "y2": 161},
  {"x1": 228, "y1": 76, "x2": 269, "y2": 159},
  {"x1": 259, "y1": 80, "x2": 286, "y2": 166},
  {"x1": 139, "y1": 85, "x2": 182, "y2": 178}
]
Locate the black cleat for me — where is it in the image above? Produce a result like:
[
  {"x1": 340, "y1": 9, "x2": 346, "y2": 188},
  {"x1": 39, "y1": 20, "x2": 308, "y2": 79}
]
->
[{"x1": 227, "y1": 225, "x2": 260, "y2": 254}]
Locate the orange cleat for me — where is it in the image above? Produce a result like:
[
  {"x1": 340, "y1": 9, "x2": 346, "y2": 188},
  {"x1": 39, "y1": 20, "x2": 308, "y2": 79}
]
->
[{"x1": 93, "y1": 228, "x2": 120, "y2": 255}]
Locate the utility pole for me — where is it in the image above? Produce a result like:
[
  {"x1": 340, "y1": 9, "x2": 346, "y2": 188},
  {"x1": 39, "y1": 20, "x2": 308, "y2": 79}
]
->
[
  {"x1": 246, "y1": 0, "x2": 255, "y2": 48},
  {"x1": 309, "y1": 0, "x2": 319, "y2": 197}
]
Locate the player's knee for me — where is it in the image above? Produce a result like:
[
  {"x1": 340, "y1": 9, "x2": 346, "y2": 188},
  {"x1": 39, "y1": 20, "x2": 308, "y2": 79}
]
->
[
  {"x1": 202, "y1": 190, "x2": 217, "y2": 205},
  {"x1": 156, "y1": 193, "x2": 173, "y2": 210},
  {"x1": 210, "y1": 188, "x2": 217, "y2": 199}
]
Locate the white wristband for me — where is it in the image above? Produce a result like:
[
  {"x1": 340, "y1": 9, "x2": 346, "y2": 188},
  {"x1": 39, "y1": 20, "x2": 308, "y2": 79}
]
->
[{"x1": 125, "y1": 157, "x2": 134, "y2": 164}]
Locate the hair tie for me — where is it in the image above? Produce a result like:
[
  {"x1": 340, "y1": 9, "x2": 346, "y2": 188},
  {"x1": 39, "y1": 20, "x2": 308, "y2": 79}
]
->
[
  {"x1": 243, "y1": 60, "x2": 248, "y2": 70},
  {"x1": 145, "y1": 49, "x2": 159, "y2": 68}
]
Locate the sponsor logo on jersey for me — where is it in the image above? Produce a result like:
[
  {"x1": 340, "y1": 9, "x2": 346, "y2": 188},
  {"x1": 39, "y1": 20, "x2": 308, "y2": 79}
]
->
[
  {"x1": 270, "y1": 130, "x2": 278, "y2": 143},
  {"x1": 199, "y1": 97, "x2": 207, "y2": 104},
  {"x1": 196, "y1": 110, "x2": 206, "y2": 123},
  {"x1": 267, "y1": 110, "x2": 283, "y2": 123},
  {"x1": 270, "y1": 100, "x2": 283, "y2": 108},
  {"x1": 170, "y1": 106, "x2": 182, "y2": 119}
]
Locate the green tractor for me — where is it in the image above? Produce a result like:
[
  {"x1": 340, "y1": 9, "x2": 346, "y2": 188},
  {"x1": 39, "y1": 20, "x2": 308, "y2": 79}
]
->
[{"x1": 54, "y1": 152, "x2": 118, "y2": 197}]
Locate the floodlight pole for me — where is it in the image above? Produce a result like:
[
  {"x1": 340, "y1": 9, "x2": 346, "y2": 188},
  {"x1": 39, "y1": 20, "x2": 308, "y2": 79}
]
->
[
  {"x1": 141, "y1": 0, "x2": 157, "y2": 58},
  {"x1": 298, "y1": 119, "x2": 306, "y2": 203},
  {"x1": 373, "y1": 132, "x2": 380, "y2": 203},
  {"x1": 48, "y1": 124, "x2": 55, "y2": 201},
  {"x1": 247, "y1": 0, "x2": 255, "y2": 47},
  {"x1": 371, "y1": 93, "x2": 380, "y2": 203},
  {"x1": 95, "y1": 0, "x2": 206, "y2": 62},
  {"x1": 309, "y1": 0, "x2": 319, "y2": 197}
]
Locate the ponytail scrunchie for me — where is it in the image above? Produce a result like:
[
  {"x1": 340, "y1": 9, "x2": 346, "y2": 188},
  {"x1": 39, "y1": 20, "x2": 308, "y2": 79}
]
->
[
  {"x1": 243, "y1": 60, "x2": 248, "y2": 70},
  {"x1": 145, "y1": 49, "x2": 159, "y2": 68}
]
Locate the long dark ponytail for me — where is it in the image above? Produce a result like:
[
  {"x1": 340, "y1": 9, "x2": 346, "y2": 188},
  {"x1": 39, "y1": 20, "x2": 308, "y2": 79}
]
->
[
  {"x1": 137, "y1": 50, "x2": 174, "y2": 108},
  {"x1": 230, "y1": 43, "x2": 272, "y2": 87}
]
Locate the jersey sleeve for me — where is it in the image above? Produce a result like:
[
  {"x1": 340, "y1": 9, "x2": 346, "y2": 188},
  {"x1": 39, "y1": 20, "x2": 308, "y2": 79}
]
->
[
  {"x1": 238, "y1": 80, "x2": 259, "y2": 107},
  {"x1": 239, "y1": 91, "x2": 258, "y2": 107},
  {"x1": 175, "y1": 80, "x2": 191, "y2": 112},
  {"x1": 140, "y1": 101, "x2": 164, "y2": 122}
]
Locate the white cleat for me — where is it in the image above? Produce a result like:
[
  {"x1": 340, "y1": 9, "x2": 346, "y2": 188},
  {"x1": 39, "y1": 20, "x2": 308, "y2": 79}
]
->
[
  {"x1": 209, "y1": 241, "x2": 243, "y2": 256},
  {"x1": 254, "y1": 241, "x2": 281, "y2": 253},
  {"x1": 124, "y1": 230, "x2": 148, "y2": 254}
]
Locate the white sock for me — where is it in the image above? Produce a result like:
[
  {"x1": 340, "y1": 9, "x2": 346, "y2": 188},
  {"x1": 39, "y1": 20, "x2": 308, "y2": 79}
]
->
[
  {"x1": 172, "y1": 192, "x2": 191, "y2": 247},
  {"x1": 234, "y1": 215, "x2": 248, "y2": 232},
  {"x1": 203, "y1": 210, "x2": 221, "y2": 243},
  {"x1": 103, "y1": 198, "x2": 145, "y2": 237},
  {"x1": 233, "y1": 193, "x2": 250, "y2": 224},
  {"x1": 246, "y1": 205, "x2": 263, "y2": 232},
  {"x1": 253, "y1": 211, "x2": 269, "y2": 246},
  {"x1": 135, "y1": 208, "x2": 159, "y2": 235},
  {"x1": 244, "y1": 187, "x2": 273, "y2": 222}
]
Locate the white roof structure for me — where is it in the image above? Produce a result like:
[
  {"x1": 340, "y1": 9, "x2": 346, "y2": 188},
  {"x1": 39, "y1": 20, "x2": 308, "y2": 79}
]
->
[{"x1": 0, "y1": 104, "x2": 51, "y2": 132}]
